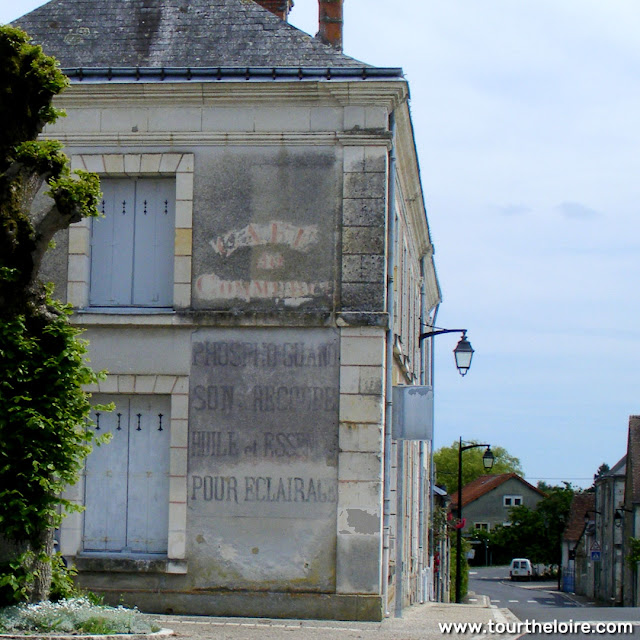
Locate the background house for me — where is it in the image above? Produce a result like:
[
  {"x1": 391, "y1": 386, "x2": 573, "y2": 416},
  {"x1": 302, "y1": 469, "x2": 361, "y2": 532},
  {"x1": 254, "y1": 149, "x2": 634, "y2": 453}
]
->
[
  {"x1": 561, "y1": 492, "x2": 595, "y2": 595},
  {"x1": 593, "y1": 456, "x2": 626, "y2": 604},
  {"x1": 570, "y1": 416, "x2": 640, "y2": 606},
  {"x1": 622, "y1": 416, "x2": 640, "y2": 607},
  {"x1": 451, "y1": 473, "x2": 546, "y2": 534},
  {"x1": 15, "y1": 0, "x2": 442, "y2": 621}
]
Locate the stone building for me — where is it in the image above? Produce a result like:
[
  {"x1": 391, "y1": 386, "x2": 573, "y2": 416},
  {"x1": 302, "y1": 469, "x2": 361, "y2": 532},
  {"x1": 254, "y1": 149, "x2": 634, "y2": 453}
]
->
[
  {"x1": 14, "y1": 0, "x2": 441, "y2": 620},
  {"x1": 622, "y1": 417, "x2": 640, "y2": 607},
  {"x1": 561, "y1": 492, "x2": 595, "y2": 595},
  {"x1": 593, "y1": 456, "x2": 626, "y2": 604}
]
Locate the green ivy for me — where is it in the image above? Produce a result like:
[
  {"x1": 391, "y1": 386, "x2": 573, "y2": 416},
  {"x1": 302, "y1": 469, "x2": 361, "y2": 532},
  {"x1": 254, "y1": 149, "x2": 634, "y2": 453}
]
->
[
  {"x1": 0, "y1": 294, "x2": 105, "y2": 542},
  {"x1": 627, "y1": 537, "x2": 640, "y2": 570}
]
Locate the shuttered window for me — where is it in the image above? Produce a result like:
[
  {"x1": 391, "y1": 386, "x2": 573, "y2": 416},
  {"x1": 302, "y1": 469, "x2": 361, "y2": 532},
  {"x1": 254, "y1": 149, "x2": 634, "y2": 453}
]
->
[
  {"x1": 89, "y1": 179, "x2": 175, "y2": 307},
  {"x1": 83, "y1": 395, "x2": 170, "y2": 554}
]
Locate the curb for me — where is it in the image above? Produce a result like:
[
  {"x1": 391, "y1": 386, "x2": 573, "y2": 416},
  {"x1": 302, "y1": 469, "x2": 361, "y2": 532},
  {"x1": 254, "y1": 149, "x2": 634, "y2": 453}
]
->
[
  {"x1": 0, "y1": 628, "x2": 174, "y2": 640},
  {"x1": 465, "y1": 591, "x2": 491, "y2": 608}
]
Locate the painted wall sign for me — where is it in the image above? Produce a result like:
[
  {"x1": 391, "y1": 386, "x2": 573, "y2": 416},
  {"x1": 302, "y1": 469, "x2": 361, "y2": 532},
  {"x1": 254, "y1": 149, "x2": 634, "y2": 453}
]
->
[
  {"x1": 197, "y1": 220, "x2": 327, "y2": 306},
  {"x1": 195, "y1": 274, "x2": 331, "y2": 304},
  {"x1": 210, "y1": 221, "x2": 319, "y2": 257},
  {"x1": 187, "y1": 329, "x2": 339, "y2": 590},
  {"x1": 191, "y1": 149, "x2": 339, "y2": 310}
]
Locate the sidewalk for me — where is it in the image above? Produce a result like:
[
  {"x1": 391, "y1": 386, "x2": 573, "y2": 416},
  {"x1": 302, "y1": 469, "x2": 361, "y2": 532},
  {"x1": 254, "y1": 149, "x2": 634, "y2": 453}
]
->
[{"x1": 151, "y1": 597, "x2": 514, "y2": 640}]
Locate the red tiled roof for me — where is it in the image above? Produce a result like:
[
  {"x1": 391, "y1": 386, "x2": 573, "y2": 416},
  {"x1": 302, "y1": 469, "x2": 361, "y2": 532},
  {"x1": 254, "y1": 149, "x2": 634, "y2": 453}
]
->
[
  {"x1": 563, "y1": 492, "x2": 595, "y2": 542},
  {"x1": 450, "y1": 473, "x2": 546, "y2": 509}
]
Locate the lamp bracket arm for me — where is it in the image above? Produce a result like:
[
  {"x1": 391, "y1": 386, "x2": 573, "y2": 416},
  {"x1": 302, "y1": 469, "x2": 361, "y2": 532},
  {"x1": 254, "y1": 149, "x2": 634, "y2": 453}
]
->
[
  {"x1": 419, "y1": 328, "x2": 467, "y2": 343},
  {"x1": 460, "y1": 443, "x2": 491, "y2": 452}
]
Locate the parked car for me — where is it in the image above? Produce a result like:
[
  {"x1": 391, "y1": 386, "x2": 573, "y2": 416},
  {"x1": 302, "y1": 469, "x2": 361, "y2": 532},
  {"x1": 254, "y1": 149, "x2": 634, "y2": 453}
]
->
[{"x1": 509, "y1": 558, "x2": 535, "y2": 581}]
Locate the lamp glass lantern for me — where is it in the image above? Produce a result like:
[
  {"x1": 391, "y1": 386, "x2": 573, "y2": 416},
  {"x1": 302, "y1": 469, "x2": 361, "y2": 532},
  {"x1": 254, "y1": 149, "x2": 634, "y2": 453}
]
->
[
  {"x1": 614, "y1": 510, "x2": 622, "y2": 527},
  {"x1": 453, "y1": 335, "x2": 474, "y2": 376},
  {"x1": 482, "y1": 446, "x2": 495, "y2": 471}
]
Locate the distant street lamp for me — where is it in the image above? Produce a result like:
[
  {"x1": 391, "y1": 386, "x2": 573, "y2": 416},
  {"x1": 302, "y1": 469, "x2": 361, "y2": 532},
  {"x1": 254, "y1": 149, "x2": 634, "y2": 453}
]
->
[
  {"x1": 614, "y1": 507, "x2": 632, "y2": 528},
  {"x1": 419, "y1": 327, "x2": 475, "y2": 376},
  {"x1": 584, "y1": 510, "x2": 602, "y2": 525},
  {"x1": 455, "y1": 438, "x2": 494, "y2": 603}
]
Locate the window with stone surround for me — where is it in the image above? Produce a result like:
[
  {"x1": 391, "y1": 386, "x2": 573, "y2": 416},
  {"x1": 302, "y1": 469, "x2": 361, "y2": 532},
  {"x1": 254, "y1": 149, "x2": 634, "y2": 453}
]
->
[{"x1": 68, "y1": 153, "x2": 193, "y2": 312}]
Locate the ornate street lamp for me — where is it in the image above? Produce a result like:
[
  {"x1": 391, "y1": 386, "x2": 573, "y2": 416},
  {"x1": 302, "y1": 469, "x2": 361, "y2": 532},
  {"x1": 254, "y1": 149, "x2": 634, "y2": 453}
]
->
[
  {"x1": 416, "y1": 326, "x2": 476, "y2": 603},
  {"x1": 419, "y1": 327, "x2": 474, "y2": 377},
  {"x1": 455, "y1": 439, "x2": 494, "y2": 603}
]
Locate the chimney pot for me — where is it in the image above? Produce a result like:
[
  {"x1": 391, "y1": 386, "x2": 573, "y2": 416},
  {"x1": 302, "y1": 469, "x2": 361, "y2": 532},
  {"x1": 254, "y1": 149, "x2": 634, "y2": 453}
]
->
[
  {"x1": 255, "y1": 0, "x2": 294, "y2": 21},
  {"x1": 318, "y1": 0, "x2": 343, "y2": 51}
]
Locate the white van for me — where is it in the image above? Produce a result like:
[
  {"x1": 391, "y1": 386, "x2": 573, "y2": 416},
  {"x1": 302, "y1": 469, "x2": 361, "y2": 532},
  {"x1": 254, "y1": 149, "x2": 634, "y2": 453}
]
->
[{"x1": 509, "y1": 558, "x2": 534, "y2": 581}]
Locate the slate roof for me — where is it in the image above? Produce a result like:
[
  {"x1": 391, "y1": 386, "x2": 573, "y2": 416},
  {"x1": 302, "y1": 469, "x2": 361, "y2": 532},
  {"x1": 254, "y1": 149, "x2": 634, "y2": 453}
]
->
[
  {"x1": 12, "y1": 0, "x2": 369, "y2": 70},
  {"x1": 450, "y1": 473, "x2": 546, "y2": 509},
  {"x1": 563, "y1": 492, "x2": 594, "y2": 542}
]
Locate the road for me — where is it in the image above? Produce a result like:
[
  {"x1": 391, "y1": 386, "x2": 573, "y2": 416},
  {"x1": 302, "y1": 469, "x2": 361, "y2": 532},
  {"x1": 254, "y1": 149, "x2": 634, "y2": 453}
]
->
[{"x1": 469, "y1": 566, "x2": 640, "y2": 639}]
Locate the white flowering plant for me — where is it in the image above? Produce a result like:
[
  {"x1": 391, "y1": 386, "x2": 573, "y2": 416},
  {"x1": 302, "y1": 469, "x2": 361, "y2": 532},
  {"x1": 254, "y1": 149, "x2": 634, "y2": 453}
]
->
[{"x1": 0, "y1": 597, "x2": 160, "y2": 635}]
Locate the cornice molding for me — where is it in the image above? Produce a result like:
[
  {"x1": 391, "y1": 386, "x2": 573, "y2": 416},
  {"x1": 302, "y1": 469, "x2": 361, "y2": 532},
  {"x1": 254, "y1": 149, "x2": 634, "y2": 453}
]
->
[
  {"x1": 394, "y1": 103, "x2": 432, "y2": 259},
  {"x1": 43, "y1": 131, "x2": 392, "y2": 148},
  {"x1": 54, "y1": 80, "x2": 408, "y2": 109}
]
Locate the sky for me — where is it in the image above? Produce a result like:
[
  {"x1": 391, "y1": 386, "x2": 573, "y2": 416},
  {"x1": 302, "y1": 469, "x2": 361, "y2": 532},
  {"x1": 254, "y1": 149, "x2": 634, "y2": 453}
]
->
[{"x1": 3, "y1": 0, "x2": 640, "y2": 488}]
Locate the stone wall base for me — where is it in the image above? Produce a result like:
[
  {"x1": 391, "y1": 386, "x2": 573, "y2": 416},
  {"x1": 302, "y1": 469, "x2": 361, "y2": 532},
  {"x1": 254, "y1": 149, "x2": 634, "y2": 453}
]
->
[{"x1": 84, "y1": 587, "x2": 384, "y2": 621}]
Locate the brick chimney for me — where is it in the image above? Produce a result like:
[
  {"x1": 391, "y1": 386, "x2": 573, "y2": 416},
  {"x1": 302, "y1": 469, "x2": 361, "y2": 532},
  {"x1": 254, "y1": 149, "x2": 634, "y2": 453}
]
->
[
  {"x1": 318, "y1": 0, "x2": 343, "y2": 50},
  {"x1": 255, "y1": 0, "x2": 294, "y2": 21}
]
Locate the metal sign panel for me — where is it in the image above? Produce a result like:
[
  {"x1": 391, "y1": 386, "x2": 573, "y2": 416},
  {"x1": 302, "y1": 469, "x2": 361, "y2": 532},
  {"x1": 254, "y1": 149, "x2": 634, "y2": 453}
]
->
[{"x1": 392, "y1": 385, "x2": 434, "y2": 440}]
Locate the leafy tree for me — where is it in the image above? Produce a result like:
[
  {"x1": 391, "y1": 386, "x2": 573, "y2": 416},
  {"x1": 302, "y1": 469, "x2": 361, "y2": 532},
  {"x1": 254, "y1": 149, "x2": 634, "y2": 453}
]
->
[
  {"x1": 434, "y1": 441, "x2": 523, "y2": 494},
  {"x1": 0, "y1": 26, "x2": 102, "y2": 603}
]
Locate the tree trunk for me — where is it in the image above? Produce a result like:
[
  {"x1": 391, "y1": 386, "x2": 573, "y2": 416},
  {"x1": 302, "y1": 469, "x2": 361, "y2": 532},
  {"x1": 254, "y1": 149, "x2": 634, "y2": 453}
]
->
[
  {"x1": 26, "y1": 527, "x2": 55, "y2": 603},
  {"x1": 0, "y1": 527, "x2": 54, "y2": 603}
]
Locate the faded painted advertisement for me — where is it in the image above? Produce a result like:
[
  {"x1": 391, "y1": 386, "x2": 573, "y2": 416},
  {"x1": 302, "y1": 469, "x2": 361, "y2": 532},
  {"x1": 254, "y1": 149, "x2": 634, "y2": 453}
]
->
[
  {"x1": 188, "y1": 328, "x2": 339, "y2": 590},
  {"x1": 192, "y1": 148, "x2": 339, "y2": 310}
]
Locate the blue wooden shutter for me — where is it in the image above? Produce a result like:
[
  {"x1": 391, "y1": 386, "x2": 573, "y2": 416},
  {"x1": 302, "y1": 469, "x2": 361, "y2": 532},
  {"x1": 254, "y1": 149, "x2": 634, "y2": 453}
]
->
[
  {"x1": 84, "y1": 399, "x2": 129, "y2": 551},
  {"x1": 89, "y1": 179, "x2": 175, "y2": 308},
  {"x1": 89, "y1": 180, "x2": 135, "y2": 306},
  {"x1": 83, "y1": 395, "x2": 170, "y2": 554},
  {"x1": 132, "y1": 180, "x2": 176, "y2": 307},
  {"x1": 126, "y1": 395, "x2": 171, "y2": 553}
]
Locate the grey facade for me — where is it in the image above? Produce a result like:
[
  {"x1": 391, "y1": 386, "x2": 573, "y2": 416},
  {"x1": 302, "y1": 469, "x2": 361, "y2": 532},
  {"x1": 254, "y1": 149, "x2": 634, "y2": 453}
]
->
[
  {"x1": 16, "y1": 0, "x2": 442, "y2": 621},
  {"x1": 564, "y1": 416, "x2": 640, "y2": 606},
  {"x1": 622, "y1": 417, "x2": 640, "y2": 607},
  {"x1": 593, "y1": 457, "x2": 626, "y2": 604}
]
